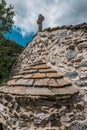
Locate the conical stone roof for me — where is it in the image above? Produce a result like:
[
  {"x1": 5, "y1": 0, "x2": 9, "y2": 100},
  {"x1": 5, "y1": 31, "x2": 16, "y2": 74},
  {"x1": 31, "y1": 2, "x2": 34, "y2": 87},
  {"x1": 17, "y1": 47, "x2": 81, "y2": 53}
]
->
[{"x1": 0, "y1": 61, "x2": 79, "y2": 98}]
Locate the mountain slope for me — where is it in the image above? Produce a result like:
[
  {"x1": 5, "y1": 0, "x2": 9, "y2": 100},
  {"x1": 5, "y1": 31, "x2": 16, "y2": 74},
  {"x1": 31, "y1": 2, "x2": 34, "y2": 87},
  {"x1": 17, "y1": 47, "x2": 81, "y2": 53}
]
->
[{"x1": 0, "y1": 38, "x2": 23, "y2": 84}]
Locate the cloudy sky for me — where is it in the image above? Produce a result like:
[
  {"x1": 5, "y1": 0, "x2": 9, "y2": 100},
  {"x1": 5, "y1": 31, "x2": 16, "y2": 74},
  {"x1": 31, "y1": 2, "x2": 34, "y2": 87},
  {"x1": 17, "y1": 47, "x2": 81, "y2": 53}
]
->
[{"x1": 5, "y1": 0, "x2": 87, "y2": 46}]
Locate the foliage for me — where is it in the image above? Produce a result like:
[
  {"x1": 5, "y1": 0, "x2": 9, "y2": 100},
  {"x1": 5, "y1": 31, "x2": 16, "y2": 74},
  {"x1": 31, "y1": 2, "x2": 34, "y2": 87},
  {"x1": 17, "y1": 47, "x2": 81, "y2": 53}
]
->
[
  {"x1": 0, "y1": 38, "x2": 23, "y2": 85},
  {"x1": 0, "y1": 0, "x2": 14, "y2": 37},
  {"x1": 0, "y1": 0, "x2": 23, "y2": 84}
]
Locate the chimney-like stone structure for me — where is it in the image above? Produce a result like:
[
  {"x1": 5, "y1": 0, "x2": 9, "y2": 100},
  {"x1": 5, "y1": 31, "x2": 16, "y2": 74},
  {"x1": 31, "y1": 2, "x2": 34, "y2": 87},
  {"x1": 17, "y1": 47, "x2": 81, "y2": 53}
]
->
[{"x1": 37, "y1": 14, "x2": 44, "y2": 32}]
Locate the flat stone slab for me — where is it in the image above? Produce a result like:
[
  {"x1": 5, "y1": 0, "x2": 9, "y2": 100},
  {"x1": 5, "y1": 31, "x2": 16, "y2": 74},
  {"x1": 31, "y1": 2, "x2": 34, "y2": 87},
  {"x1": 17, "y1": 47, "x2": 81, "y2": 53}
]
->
[
  {"x1": 57, "y1": 78, "x2": 71, "y2": 87},
  {"x1": 0, "y1": 62, "x2": 79, "y2": 97},
  {"x1": 39, "y1": 68, "x2": 56, "y2": 73},
  {"x1": 0, "y1": 86, "x2": 11, "y2": 93},
  {"x1": 26, "y1": 87, "x2": 55, "y2": 96},
  {"x1": 53, "y1": 86, "x2": 79, "y2": 95},
  {"x1": 32, "y1": 73, "x2": 46, "y2": 79},
  {"x1": 15, "y1": 79, "x2": 34, "y2": 86},
  {"x1": 46, "y1": 72, "x2": 63, "y2": 78},
  {"x1": 0, "y1": 85, "x2": 79, "y2": 96},
  {"x1": 9, "y1": 86, "x2": 27, "y2": 95},
  {"x1": 34, "y1": 78, "x2": 49, "y2": 86}
]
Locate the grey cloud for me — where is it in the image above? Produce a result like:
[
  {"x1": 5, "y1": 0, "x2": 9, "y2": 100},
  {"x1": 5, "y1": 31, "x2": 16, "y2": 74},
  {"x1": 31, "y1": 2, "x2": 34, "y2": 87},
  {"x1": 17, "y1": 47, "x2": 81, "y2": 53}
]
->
[
  {"x1": 55, "y1": 0, "x2": 87, "y2": 25},
  {"x1": 6, "y1": 0, "x2": 87, "y2": 36}
]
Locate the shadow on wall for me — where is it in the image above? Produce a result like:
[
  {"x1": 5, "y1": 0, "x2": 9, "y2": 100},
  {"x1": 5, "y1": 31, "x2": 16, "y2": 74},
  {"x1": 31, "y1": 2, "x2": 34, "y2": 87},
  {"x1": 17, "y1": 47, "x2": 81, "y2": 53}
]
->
[{"x1": 0, "y1": 123, "x2": 3, "y2": 130}]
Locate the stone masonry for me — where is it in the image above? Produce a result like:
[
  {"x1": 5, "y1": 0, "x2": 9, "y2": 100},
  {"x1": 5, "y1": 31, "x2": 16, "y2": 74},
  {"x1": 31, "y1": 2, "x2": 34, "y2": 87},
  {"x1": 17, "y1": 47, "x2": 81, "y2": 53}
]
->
[{"x1": 0, "y1": 23, "x2": 87, "y2": 130}]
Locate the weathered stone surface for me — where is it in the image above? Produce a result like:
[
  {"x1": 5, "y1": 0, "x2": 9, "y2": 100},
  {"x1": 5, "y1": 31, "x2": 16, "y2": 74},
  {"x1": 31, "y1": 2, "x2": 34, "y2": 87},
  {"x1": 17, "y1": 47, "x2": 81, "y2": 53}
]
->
[
  {"x1": 9, "y1": 87, "x2": 26, "y2": 95},
  {"x1": 0, "y1": 62, "x2": 79, "y2": 97},
  {"x1": 77, "y1": 80, "x2": 87, "y2": 86},
  {"x1": 66, "y1": 50, "x2": 77, "y2": 61},
  {"x1": 57, "y1": 78, "x2": 72, "y2": 87},
  {"x1": 14, "y1": 79, "x2": 34, "y2": 86},
  {"x1": 68, "y1": 122, "x2": 87, "y2": 130},
  {"x1": 26, "y1": 87, "x2": 55, "y2": 96},
  {"x1": 76, "y1": 60, "x2": 87, "y2": 68},
  {"x1": 65, "y1": 71, "x2": 78, "y2": 79},
  {"x1": 34, "y1": 78, "x2": 49, "y2": 86},
  {"x1": 75, "y1": 114, "x2": 85, "y2": 120},
  {"x1": 53, "y1": 86, "x2": 79, "y2": 95},
  {"x1": 61, "y1": 115, "x2": 72, "y2": 122},
  {"x1": 34, "y1": 113, "x2": 50, "y2": 120},
  {"x1": 59, "y1": 31, "x2": 67, "y2": 37},
  {"x1": 78, "y1": 42, "x2": 87, "y2": 49},
  {"x1": 46, "y1": 72, "x2": 63, "y2": 78},
  {"x1": 1, "y1": 23, "x2": 87, "y2": 130},
  {"x1": 79, "y1": 73, "x2": 87, "y2": 79}
]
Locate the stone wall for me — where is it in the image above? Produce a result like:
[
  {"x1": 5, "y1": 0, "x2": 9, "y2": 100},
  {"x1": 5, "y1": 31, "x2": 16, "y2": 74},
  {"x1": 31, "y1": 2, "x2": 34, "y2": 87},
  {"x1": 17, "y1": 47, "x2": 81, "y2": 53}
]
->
[
  {"x1": 0, "y1": 92, "x2": 87, "y2": 130},
  {"x1": 1, "y1": 23, "x2": 87, "y2": 130},
  {"x1": 13, "y1": 23, "x2": 87, "y2": 88}
]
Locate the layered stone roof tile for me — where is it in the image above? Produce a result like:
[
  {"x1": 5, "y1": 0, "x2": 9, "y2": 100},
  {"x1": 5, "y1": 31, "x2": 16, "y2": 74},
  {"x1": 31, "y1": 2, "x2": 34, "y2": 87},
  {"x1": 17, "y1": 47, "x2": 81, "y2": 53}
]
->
[{"x1": 0, "y1": 61, "x2": 79, "y2": 97}]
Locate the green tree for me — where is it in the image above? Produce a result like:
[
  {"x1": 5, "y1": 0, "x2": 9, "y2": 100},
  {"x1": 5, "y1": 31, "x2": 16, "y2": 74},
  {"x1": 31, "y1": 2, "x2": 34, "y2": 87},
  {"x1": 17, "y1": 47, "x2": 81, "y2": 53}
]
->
[{"x1": 0, "y1": 0, "x2": 14, "y2": 38}]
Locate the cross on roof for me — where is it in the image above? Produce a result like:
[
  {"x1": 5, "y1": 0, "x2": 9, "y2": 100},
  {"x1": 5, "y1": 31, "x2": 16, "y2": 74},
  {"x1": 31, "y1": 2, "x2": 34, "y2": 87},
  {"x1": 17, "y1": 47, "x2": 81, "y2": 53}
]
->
[{"x1": 37, "y1": 14, "x2": 44, "y2": 32}]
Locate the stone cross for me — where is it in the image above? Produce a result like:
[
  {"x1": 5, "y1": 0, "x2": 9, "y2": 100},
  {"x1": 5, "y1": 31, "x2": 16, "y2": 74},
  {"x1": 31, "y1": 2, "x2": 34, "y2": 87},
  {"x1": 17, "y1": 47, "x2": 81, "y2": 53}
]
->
[{"x1": 37, "y1": 14, "x2": 44, "y2": 32}]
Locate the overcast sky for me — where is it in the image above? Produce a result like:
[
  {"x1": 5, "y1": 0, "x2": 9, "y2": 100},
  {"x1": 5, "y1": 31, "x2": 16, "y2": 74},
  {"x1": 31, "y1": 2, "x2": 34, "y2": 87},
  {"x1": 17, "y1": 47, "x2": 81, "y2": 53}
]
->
[{"x1": 6, "y1": 0, "x2": 87, "y2": 36}]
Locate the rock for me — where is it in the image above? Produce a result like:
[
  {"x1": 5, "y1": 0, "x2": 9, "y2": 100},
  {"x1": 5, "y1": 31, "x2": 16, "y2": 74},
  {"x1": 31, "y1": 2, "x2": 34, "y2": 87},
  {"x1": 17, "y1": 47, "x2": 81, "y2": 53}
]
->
[
  {"x1": 65, "y1": 71, "x2": 78, "y2": 79},
  {"x1": 61, "y1": 115, "x2": 71, "y2": 122},
  {"x1": 75, "y1": 114, "x2": 85, "y2": 120},
  {"x1": 79, "y1": 73, "x2": 87, "y2": 79},
  {"x1": 0, "y1": 104, "x2": 4, "y2": 112},
  {"x1": 76, "y1": 93, "x2": 85, "y2": 102},
  {"x1": 14, "y1": 103, "x2": 20, "y2": 111},
  {"x1": 34, "y1": 113, "x2": 50, "y2": 120},
  {"x1": 73, "y1": 57, "x2": 83, "y2": 63},
  {"x1": 59, "y1": 31, "x2": 67, "y2": 37},
  {"x1": 78, "y1": 42, "x2": 87, "y2": 49},
  {"x1": 66, "y1": 40, "x2": 72, "y2": 45},
  {"x1": 68, "y1": 122, "x2": 87, "y2": 130},
  {"x1": 82, "y1": 122, "x2": 87, "y2": 128},
  {"x1": 19, "y1": 121, "x2": 28, "y2": 127},
  {"x1": 68, "y1": 122, "x2": 82, "y2": 130},
  {"x1": 66, "y1": 50, "x2": 77, "y2": 61},
  {"x1": 77, "y1": 80, "x2": 87, "y2": 86},
  {"x1": 76, "y1": 60, "x2": 87, "y2": 68}
]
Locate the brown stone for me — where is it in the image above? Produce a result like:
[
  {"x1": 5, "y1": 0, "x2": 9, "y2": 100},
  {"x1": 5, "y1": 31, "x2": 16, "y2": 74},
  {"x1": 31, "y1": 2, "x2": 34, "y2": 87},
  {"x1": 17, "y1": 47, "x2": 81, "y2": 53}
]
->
[
  {"x1": 47, "y1": 79, "x2": 58, "y2": 87},
  {"x1": 7, "y1": 79, "x2": 16, "y2": 86},
  {"x1": 34, "y1": 78, "x2": 49, "y2": 86},
  {"x1": 32, "y1": 73, "x2": 46, "y2": 79},
  {"x1": 39, "y1": 68, "x2": 56, "y2": 73},
  {"x1": 46, "y1": 73, "x2": 63, "y2": 78},
  {"x1": 53, "y1": 86, "x2": 79, "y2": 95},
  {"x1": 14, "y1": 79, "x2": 34, "y2": 86},
  {"x1": 57, "y1": 78, "x2": 71, "y2": 87},
  {"x1": 0, "y1": 86, "x2": 11, "y2": 93},
  {"x1": 23, "y1": 74, "x2": 33, "y2": 78},
  {"x1": 9, "y1": 86, "x2": 26, "y2": 95},
  {"x1": 26, "y1": 87, "x2": 54, "y2": 96},
  {"x1": 12, "y1": 75, "x2": 24, "y2": 79}
]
